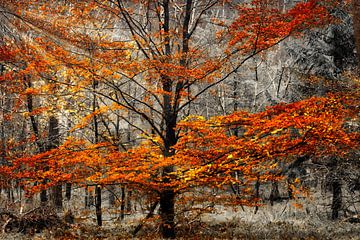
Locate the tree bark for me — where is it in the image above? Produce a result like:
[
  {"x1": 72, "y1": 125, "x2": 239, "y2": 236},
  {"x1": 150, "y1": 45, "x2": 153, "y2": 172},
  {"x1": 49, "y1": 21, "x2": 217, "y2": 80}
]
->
[
  {"x1": 269, "y1": 181, "x2": 280, "y2": 206},
  {"x1": 120, "y1": 186, "x2": 125, "y2": 220},
  {"x1": 52, "y1": 185, "x2": 62, "y2": 210},
  {"x1": 254, "y1": 177, "x2": 260, "y2": 214},
  {"x1": 65, "y1": 183, "x2": 71, "y2": 201},
  {"x1": 353, "y1": 0, "x2": 360, "y2": 71},
  {"x1": 40, "y1": 189, "x2": 48, "y2": 203},
  {"x1": 126, "y1": 190, "x2": 132, "y2": 212},
  {"x1": 92, "y1": 78, "x2": 102, "y2": 226},
  {"x1": 159, "y1": 0, "x2": 176, "y2": 236},
  {"x1": 47, "y1": 116, "x2": 62, "y2": 209},
  {"x1": 95, "y1": 186, "x2": 102, "y2": 226},
  {"x1": 160, "y1": 187, "x2": 176, "y2": 239},
  {"x1": 331, "y1": 178, "x2": 342, "y2": 219}
]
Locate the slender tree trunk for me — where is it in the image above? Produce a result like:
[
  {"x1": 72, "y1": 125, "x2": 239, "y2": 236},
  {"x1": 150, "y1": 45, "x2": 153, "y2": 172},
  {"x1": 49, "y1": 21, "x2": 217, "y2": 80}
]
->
[
  {"x1": 126, "y1": 190, "x2": 132, "y2": 212},
  {"x1": 325, "y1": 156, "x2": 342, "y2": 220},
  {"x1": 7, "y1": 188, "x2": 14, "y2": 202},
  {"x1": 92, "y1": 78, "x2": 102, "y2": 226},
  {"x1": 120, "y1": 186, "x2": 126, "y2": 220},
  {"x1": 65, "y1": 183, "x2": 71, "y2": 201},
  {"x1": 95, "y1": 185, "x2": 102, "y2": 226},
  {"x1": 65, "y1": 116, "x2": 72, "y2": 201},
  {"x1": 270, "y1": 181, "x2": 280, "y2": 206},
  {"x1": 89, "y1": 188, "x2": 94, "y2": 206},
  {"x1": 40, "y1": 190, "x2": 48, "y2": 202},
  {"x1": 52, "y1": 185, "x2": 62, "y2": 209},
  {"x1": 352, "y1": 0, "x2": 360, "y2": 71},
  {"x1": 254, "y1": 177, "x2": 260, "y2": 214},
  {"x1": 287, "y1": 178, "x2": 294, "y2": 200},
  {"x1": 331, "y1": 179, "x2": 342, "y2": 219}
]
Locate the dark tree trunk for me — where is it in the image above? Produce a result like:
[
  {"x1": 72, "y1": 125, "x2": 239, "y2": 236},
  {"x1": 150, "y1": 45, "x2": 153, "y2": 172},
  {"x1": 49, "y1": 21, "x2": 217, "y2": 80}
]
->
[
  {"x1": 95, "y1": 186, "x2": 102, "y2": 226},
  {"x1": 353, "y1": 0, "x2": 360, "y2": 71},
  {"x1": 92, "y1": 78, "x2": 102, "y2": 226},
  {"x1": 120, "y1": 186, "x2": 126, "y2": 220},
  {"x1": 65, "y1": 183, "x2": 71, "y2": 201},
  {"x1": 40, "y1": 190, "x2": 48, "y2": 203},
  {"x1": 160, "y1": 188, "x2": 176, "y2": 239},
  {"x1": 89, "y1": 189, "x2": 94, "y2": 206},
  {"x1": 159, "y1": 0, "x2": 179, "y2": 232},
  {"x1": 52, "y1": 185, "x2": 62, "y2": 210},
  {"x1": 269, "y1": 181, "x2": 280, "y2": 206},
  {"x1": 254, "y1": 178, "x2": 260, "y2": 214},
  {"x1": 331, "y1": 178, "x2": 342, "y2": 219},
  {"x1": 126, "y1": 190, "x2": 132, "y2": 212},
  {"x1": 327, "y1": 157, "x2": 342, "y2": 220},
  {"x1": 287, "y1": 178, "x2": 294, "y2": 200},
  {"x1": 159, "y1": 143, "x2": 176, "y2": 238}
]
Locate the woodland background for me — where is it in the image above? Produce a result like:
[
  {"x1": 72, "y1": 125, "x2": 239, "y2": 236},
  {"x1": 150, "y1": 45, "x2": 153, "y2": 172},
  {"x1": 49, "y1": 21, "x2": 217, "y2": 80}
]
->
[{"x1": 0, "y1": 0, "x2": 359, "y2": 239}]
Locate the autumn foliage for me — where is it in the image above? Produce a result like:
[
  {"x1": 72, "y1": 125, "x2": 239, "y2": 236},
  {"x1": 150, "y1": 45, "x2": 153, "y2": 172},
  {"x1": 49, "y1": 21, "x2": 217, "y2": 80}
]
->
[
  {"x1": 0, "y1": 0, "x2": 357, "y2": 238},
  {"x1": 1, "y1": 92, "x2": 357, "y2": 198}
]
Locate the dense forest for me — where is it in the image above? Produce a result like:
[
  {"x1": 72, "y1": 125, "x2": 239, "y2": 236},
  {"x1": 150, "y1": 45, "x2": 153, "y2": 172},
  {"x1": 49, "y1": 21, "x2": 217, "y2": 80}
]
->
[{"x1": 0, "y1": 0, "x2": 359, "y2": 239}]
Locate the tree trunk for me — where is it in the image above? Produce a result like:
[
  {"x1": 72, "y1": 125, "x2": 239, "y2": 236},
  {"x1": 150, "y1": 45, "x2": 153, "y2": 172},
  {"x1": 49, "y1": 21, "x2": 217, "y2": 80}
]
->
[
  {"x1": 160, "y1": 188, "x2": 176, "y2": 239},
  {"x1": 65, "y1": 183, "x2": 71, "y2": 201},
  {"x1": 47, "y1": 116, "x2": 62, "y2": 209},
  {"x1": 95, "y1": 186, "x2": 102, "y2": 226},
  {"x1": 7, "y1": 188, "x2": 14, "y2": 203},
  {"x1": 40, "y1": 190, "x2": 48, "y2": 203},
  {"x1": 52, "y1": 185, "x2": 62, "y2": 210},
  {"x1": 92, "y1": 78, "x2": 102, "y2": 226},
  {"x1": 120, "y1": 186, "x2": 126, "y2": 220},
  {"x1": 287, "y1": 178, "x2": 294, "y2": 200},
  {"x1": 331, "y1": 178, "x2": 342, "y2": 219},
  {"x1": 254, "y1": 178, "x2": 260, "y2": 214},
  {"x1": 353, "y1": 0, "x2": 360, "y2": 71},
  {"x1": 126, "y1": 190, "x2": 132, "y2": 212},
  {"x1": 269, "y1": 181, "x2": 280, "y2": 206}
]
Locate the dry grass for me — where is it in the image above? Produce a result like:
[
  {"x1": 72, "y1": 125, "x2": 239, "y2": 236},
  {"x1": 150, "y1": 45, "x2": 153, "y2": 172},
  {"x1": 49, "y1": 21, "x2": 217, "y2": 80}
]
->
[{"x1": 0, "y1": 187, "x2": 359, "y2": 239}]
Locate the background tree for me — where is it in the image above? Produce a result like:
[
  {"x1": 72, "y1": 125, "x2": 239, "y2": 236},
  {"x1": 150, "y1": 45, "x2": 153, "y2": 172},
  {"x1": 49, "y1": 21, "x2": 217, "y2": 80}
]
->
[{"x1": 352, "y1": 0, "x2": 360, "y2": 70}]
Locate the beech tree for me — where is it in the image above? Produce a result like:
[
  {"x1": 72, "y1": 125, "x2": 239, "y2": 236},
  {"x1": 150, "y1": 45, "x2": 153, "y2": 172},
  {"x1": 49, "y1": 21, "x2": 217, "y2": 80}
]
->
[{"x1": 1, "y1": 0, "x2": 355, "y2": 238}]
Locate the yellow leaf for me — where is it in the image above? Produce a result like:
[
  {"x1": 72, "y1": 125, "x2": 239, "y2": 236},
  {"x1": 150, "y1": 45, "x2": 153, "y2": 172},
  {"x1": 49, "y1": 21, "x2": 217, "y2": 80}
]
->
[{"x1": 271, "y1": 128, "x2": 283, "y2": 134}]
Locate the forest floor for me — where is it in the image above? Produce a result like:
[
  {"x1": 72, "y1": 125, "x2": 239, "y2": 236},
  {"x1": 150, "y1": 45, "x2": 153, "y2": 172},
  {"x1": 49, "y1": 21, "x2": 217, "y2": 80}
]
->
[
  {"x1": 1, "y1": 218, "x2": 358, "y2": 240},
  {"x1": 0, "y1": 188, "x2": 359, "y2": 239},
  {"x1": 0, "y1": 201, "x2": 359, "y2": 239}
]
